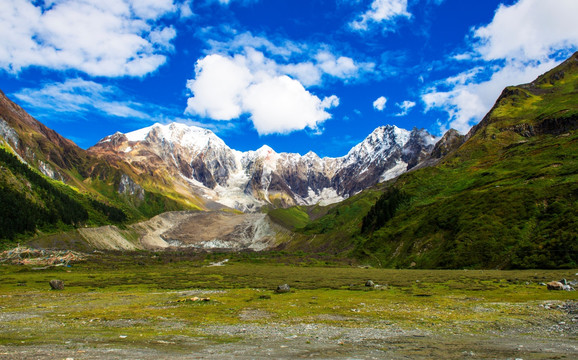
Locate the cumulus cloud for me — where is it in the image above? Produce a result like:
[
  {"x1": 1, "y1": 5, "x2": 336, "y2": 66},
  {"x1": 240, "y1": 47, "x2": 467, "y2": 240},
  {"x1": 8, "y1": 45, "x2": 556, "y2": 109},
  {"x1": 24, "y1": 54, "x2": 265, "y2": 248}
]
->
[
  {"x1": 13, "y1": 78, "x2": 160, "y2": 120},
  {"x1": 0, "y1": 0, "x2": 177, "y2": 77},
  {"x1": 373, "y1": 96, "x2": 387, "y2": 111},
  {"x1": 244, "y1": 76, "x2": 338, "y2": 135},
  {"x1": 186, "y1": 55, "x2": 252, "y2": 121},
  {"x1": 473, "y1": 0, "x2": 578, "y2": 62},
  {"x1": 185, "y1": 54, "x2": 340, "y2": 135},
  {"x1": 395, "y1": 100, "x2": 416, "y2": 117},
  {"x1": 423, "y1": 0, "x2": 578, "y2": 134},
  {"x1": 350, "y1": 0, "x2": 411, "y2": 31},
  {"x1": 185, "y1": 31, "x2": 375, "y2": 135}
]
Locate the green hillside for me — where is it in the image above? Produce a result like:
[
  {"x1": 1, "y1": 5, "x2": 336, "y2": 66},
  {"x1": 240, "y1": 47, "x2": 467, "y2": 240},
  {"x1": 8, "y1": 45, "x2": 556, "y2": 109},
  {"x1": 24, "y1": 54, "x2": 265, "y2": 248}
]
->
[
  {"x1": 0, "y1": 88, "x2": 197, "y2": 246},
  {"x1": 279, "y1": 52, "x2": 578, "y2": 269},
  {"x1": 0, "y1": 147, "x2": 116, "y2": 243}
]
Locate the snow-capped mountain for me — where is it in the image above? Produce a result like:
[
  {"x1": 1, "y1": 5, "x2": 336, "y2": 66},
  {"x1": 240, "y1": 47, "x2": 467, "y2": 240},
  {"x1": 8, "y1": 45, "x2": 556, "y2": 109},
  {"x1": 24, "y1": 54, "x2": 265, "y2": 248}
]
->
[{"x1": 90, "y1": 122, "x2": 436, "y2": 211}]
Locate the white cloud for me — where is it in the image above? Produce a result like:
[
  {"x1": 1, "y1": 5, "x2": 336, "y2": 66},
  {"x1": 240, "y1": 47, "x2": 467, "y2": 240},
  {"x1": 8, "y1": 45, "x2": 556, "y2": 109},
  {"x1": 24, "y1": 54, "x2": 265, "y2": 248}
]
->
[
  {"x1": 350, "y1": 0, "x2": 411, "y2": 31},
  {"x1": 373, "y1": 96, "x2": 387, "y2": 111},
  {"x1": 185, "y1": 54, "x2": 339, "y2": 135},
  {"x1": 244, "y1": 76, "x2": 337, "y2": 135},
  {"x1": 0, "y1": 0, "x2": 177, "y2": 77},
  {"x1": 315, "y1": 51, "x2": 359, "y2": 79},
  {"x1": 13, "y1": 78, "x2": 155, "y2": 120},
  {"x1": 178, "y1": 0, "x2": 195, "y2": 18},
  {"x1": 423, "y1": 0, "x2": 578, "y2": 134},
  {"x1": 473, "y1": 0, "x2": 578, "y2": 62},
  {"x1": 395, "y1": 100, "x2": 416, "y2": 117},
  {"x1": 186, "y1": 54, "x2": 252, "y2": 121},
  {"x1": 282, "y1": 62, "x2": 322, "y2": 87},
  {"x1": 205, "y1": 32, "x2": 374, "y2": 86}
]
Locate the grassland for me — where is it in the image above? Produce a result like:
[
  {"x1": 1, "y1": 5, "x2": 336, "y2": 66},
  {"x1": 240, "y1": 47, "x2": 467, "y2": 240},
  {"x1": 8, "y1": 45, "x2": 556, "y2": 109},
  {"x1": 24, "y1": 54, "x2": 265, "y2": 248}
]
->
[{"x1": 1, "y1": 253, "x2": 577, "y2": 359}]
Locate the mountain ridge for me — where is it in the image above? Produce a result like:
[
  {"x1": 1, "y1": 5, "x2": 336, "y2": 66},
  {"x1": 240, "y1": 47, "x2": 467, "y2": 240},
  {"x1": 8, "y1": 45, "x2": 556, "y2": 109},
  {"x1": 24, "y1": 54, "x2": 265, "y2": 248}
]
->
[{"x1": 90, "y1": 122, "x2": 436, "y2": 211}]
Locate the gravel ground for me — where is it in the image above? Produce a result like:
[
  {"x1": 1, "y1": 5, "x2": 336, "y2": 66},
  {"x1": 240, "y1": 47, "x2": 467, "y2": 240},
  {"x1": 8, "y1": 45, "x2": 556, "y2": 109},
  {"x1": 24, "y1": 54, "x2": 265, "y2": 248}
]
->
[{"x1": 1, "y1": 302, "x2": 577, "y2": 360}]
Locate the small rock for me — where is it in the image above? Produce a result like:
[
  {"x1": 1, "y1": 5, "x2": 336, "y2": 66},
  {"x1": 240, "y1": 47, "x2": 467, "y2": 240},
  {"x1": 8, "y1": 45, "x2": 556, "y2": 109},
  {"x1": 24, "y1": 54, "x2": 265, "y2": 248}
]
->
[
  {"x1": 547, "y1": 281, "x2": 564, "y2": 290},
  {"x1": 49, "y1": 279, "x2": 64, "y2": 290},
  {"x1": 276, "y1": 284, "x2": 291, "y2": 293},
  {"x1": 560, "y1": 278, "x2": 568, "y2": 285},
  {"x1": 365, "y1": 280, "x2": 375, "y2": 288}
]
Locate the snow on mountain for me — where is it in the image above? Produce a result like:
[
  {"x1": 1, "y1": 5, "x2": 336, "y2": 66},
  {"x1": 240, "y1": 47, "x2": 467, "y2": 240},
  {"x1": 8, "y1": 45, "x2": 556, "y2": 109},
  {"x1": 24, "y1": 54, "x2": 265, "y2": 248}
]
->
[{"x1": 91, "y1": 122, "x2": 436, "y2": 211}]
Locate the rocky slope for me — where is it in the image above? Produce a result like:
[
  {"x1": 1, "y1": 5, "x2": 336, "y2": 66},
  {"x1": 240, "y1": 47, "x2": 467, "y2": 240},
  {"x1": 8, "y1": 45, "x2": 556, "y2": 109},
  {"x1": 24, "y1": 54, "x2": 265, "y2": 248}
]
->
[
  {"x1": 91, "y1": 123, "x2": 436, "y2": 211},
  {"x1": 30, "y1": 211, "x2": 278, "y2": 252}
]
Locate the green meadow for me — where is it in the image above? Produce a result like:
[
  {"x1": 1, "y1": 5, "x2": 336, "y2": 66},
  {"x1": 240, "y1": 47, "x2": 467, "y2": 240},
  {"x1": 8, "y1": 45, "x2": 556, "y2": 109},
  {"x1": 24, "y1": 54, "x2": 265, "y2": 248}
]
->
[{"x1": 1, "y1": 253, "x2": 577, "y2": 359}]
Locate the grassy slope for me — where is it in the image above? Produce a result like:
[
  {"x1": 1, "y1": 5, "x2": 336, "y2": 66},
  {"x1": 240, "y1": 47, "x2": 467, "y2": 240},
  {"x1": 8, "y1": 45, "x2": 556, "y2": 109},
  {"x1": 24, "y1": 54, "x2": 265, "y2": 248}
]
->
[{"x1": 276, "y1": 53, "x2": 578, "y2": 269}]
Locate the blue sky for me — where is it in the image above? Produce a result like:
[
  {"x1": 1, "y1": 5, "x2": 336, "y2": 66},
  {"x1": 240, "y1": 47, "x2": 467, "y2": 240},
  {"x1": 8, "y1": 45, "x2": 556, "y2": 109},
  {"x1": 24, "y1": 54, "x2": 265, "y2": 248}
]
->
[{"x1": 1, "y1": 0, "x2": 577, "y2": 157}]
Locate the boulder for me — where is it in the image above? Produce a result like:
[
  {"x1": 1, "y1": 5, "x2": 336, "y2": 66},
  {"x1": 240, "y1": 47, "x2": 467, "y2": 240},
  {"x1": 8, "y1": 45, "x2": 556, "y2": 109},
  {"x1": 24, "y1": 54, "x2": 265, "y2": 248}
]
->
[
  {"x1": 365, "y1": 280, "x2": 375, "y2": 288},
  {"x1": 49, "y1": 279, "x2": 64, "y2": 290},
  {"x1": 275, "y1": 284, "x2": 291, "y2": 293},
  {"x1": 547, "y1": 281, "x2": 564, "y2": 290}
]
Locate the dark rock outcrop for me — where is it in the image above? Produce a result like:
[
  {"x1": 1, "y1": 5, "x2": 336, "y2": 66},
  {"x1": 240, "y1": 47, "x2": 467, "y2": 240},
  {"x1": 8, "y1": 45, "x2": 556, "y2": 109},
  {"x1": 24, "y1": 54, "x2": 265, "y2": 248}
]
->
[{"x1": 49, "y1": 279, "x2": 64, "y2": 290}]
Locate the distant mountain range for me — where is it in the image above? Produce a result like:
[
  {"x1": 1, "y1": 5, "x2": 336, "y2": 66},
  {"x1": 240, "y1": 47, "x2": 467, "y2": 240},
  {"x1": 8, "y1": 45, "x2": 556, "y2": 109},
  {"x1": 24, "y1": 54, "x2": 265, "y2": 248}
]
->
[{"x1": 90, "y1": 123, "x2": 435, "y2": 211}]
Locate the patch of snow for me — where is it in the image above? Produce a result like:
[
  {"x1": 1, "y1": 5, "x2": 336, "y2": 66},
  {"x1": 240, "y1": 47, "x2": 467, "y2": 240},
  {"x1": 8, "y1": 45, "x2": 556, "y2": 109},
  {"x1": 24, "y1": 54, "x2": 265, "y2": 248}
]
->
[
  {"x1": 302, "y1": 187, "x2": 345, "y2": 206},
  {"x1": 379, "y1": 160, "x2": 408, "y2": 182},
  {"x1": 125, "y1": 124, "x2": 157, "y2": 142}
]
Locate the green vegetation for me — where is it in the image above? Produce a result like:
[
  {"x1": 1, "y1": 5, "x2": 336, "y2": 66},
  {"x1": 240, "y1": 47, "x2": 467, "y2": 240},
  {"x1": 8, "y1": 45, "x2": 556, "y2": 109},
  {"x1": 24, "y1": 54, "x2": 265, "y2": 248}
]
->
[
  {"x1": 0, "y1": 256, "x2": 576, "y2": 355},
  {"x1": 273, "y1": 53, "x2": 578, "y2": 269},
  {"x1": 361, "y1": 188, "x2": 410, "y2": 234},
  {"x1": 0, "y1": 147, "x2": 129, "y2": 245},
  {"x1": 267, "y1": 206, "x2": 310, "y2": 229}
]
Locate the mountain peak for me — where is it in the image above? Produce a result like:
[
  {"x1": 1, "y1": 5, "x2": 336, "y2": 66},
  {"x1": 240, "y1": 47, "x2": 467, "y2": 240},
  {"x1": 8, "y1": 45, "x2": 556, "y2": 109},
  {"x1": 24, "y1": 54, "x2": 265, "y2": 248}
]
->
[
  {"x1": 122, "y1": 122, "x2": 226, "y2": 151},
  {"x1": 255, "y1": 144, "x2": 276, "y2": 154}
]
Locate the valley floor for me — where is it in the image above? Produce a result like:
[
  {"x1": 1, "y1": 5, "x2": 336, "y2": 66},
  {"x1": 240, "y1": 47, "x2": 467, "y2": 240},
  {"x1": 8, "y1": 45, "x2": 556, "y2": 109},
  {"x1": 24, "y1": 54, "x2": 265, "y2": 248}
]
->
[{"x1": 0, "y1": 254, "x2": 577, "y2": 359}]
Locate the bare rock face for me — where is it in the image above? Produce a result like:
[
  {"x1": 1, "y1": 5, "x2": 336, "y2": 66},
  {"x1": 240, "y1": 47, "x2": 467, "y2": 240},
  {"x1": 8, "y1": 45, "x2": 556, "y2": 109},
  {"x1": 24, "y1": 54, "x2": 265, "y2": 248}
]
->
[
  {"x1": 118, "y1": 174, "x2": 145, "y2": 200},
  {"x1": 49, "y1": 279, "x2": 64, "y2": 290},
  {"x1": 430, "y1": 129, "x2": 465, "y2": 159}
]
